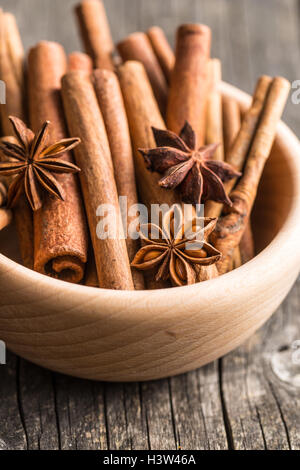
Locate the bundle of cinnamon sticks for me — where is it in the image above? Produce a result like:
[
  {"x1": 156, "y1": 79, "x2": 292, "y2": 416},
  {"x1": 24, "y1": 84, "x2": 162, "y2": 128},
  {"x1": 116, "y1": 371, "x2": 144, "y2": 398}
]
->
[{"x1": 0, "y1": 0, "x2": 290, "y2": 291}]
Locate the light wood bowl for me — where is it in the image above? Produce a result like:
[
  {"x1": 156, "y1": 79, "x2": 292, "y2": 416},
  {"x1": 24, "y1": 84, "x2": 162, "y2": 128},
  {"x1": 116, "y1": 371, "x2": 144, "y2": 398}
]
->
[{"x1": 0, "y1": 82, "x2": 299, "y2": 382}]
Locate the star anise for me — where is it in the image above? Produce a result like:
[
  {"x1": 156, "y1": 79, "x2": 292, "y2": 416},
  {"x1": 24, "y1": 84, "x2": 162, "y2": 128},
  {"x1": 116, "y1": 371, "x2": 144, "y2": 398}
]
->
[
  {"x1": 139, "y1": 121, "x2": 241, "y2": 206},
  {"x1": 0, "y1": 116, "x2": 81, "y2": 211},
  {"x1": 131, "y1": 206, "x2": 221, "y2": 287}
]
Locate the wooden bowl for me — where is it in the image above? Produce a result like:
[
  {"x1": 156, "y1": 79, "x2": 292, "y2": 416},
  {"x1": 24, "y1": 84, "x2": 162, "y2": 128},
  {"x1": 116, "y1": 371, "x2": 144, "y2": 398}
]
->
[{"x1": 0, "y1": 82, "x2": 299, "y2": 382}]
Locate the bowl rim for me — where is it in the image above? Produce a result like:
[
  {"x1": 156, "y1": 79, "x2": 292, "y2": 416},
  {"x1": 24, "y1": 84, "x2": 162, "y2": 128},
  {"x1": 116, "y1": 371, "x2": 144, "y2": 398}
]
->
[{"x1": 1, "y1": 81, "x2": 300, "y2": 300}]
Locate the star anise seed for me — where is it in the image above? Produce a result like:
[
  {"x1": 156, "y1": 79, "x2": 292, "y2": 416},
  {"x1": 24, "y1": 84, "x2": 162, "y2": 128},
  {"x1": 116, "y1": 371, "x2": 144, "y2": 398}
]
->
[
  {"x1": 0, "y1": 116, "x2": 81, "y2": 211},
  {"x1": 139, "y1": 121, "x2": 242, "y2": 206},
  {"x1": 131, "y1": 206, "x2": 221, "y2": 287}
]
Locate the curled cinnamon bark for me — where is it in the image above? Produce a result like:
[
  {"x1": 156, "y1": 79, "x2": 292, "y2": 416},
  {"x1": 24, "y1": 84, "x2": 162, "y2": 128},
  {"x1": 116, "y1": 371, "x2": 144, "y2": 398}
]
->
[
  {"x1": 165, "y1": 25, "x2": 217, "y2": 282},
  {"x1": 117, "y1": 33, "x2": 168, "y2": 115},
  {"x1": 28, "y1": 42, "x2": 88, "y2": 283},
  {"x1": 0, "y1": 11, "x2": 34, "y2": 269},
  {"x1": 61, "y1": 71, "x2": 134, "y2": 290},
  {"x1": 205, "y1": 59, "x2": 224, "y2": 218},
  {"x1": 223, "y1": 76, "x2": 273, "y2": 192},
  {"x1": 93, "y1": 69, "x2": 144, "y2": 290},
  {"x1": 167, "y1": 24, "x2": 211, "y2": 144},
  {"x1": 212, "y1": 77, "x2": 290, "y2": 273},
  {"x1": 118, "y1": 61, "x2": 181, "y2": 288},
  {"x1": 118, "y1": 61, "x2": 180, "y2": 210},
  {"x1": 68, "y1": 51, "x2": 93, "y2": 73},
  {"x1": 0, "y1": 10, "x2": 25, "y2": 133},
  {"x1": 240, "y1": 222, "x2": 255, "y2": 264},
  {"x1": 222, "y1": 96, "x2": 241, "y2": 157},
  {"x1": 220, "y1": 78, "x2": 273, "y2": 267},
  {"x1": 222, "y1": 95, "x2": 244, "y2": 267},
  {"x1": 75, "y1": 0, "x2": 114, "y2": 70},
  {"x1": 147, "y1": 26, "x2": 175, "y2": 84}
]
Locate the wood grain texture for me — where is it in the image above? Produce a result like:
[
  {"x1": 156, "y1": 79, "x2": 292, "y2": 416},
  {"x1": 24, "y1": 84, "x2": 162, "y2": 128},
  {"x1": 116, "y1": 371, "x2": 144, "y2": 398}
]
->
[{"x1": 0, "y1": 0, "x2": 299, "y2": 451}]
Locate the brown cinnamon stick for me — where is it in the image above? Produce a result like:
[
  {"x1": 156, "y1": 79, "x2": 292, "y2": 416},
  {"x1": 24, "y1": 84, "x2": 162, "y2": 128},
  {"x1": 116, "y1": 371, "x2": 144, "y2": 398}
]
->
[
  {"x1": 117, "y1": 32, "x2": 168, "y2": 116},
  {"x1": 206, "y1": 59, "x2": 224, "y2": 160},
  {"x1": 68, "y1": 51, "x2": 93, "y2": 73},
  {"x1": 61, "y1": 71, "x2": 134, "y2": 290},
  {"x1": 118, "y1": 61, "x2": 180, "y2": 210},
  {"x1": 222, "y1": 95, "x2": 245, "y2": 266},
  {"x1": 165, "y1": 26, "x2": 216, "y2": 282},
  {"x1": 223, "y1": 76, "x2": 273, "y2": 195},
  {"x1": 222, "y1": 96, "x2": 241, "y2": 157},
  {"x1": 167, "y1": 24, "x2": 211, "y2": 144},
  {"x1": 147, "y1": 26, "x2": 175, "y2": 85},
  {"x1": 196, "y1": 264, "x2": 218, "y2": 282},
  {"x1": 240, "y1": 220, "x2": 255, "y2": 264},
  {"x1": 205, "y1": 59, "x2": 224, "y2": 218},
  {"x1": 222, "y1": 95, "x2": 256, "y2": 265},
  {"x1": 212, "y1": 77, "x2": 290, "y2": 274},
  {"x1": 75, "y1": 0, "x2": 114, "y2": 70},
  {"x1": 0, "y1": 11, "x2": 34, "y2": 269},
  {"x1": 220, "y1": 78, "x2": 273, "y2": 267},
  {"x1": 0, "y1": 10, "x2": 25, "y2": 133},
  {"x1": 118, "y1": 61, "x2": 180, "y2": 288},
  {"x1": 93, "y1": 69, "x2": 145, "y2": 290},
  {"x1": 28, "y1": 42, "x2": 88, "y2": 283}
]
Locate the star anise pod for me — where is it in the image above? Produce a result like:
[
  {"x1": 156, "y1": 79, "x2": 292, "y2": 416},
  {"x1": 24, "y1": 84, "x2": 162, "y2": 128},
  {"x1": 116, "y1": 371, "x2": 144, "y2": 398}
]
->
[
  {"x1": 131, "y1": 206, "x2": 221, "y2": 287},
  {"x1": 139, "y1": 121, "x2": 241, "y2": 206},
  {"x1": 0, "y1": 116, "x2": 81, "y2": 211}
]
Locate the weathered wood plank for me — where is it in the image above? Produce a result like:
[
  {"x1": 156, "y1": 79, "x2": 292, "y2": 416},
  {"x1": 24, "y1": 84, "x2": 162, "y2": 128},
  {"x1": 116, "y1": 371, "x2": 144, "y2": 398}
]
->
[
  {"x1": 141, "y1": 379, "x2": 177, "y2": 450},
  {"x1": 170, "y1": 364, "x2": 228, "y2": 450},
  {"x1": 104, "y1": 382, "x2": 148, "y2": 450},
  {"x1": 54, "y1": 374, "x2": 108, "y2": 450},
  {"x1": 18, "y1": 360, "x2": 59, "y2": 449},
  {"x1": 0, "y1": 353, "x2": 26, "y2": 450}
]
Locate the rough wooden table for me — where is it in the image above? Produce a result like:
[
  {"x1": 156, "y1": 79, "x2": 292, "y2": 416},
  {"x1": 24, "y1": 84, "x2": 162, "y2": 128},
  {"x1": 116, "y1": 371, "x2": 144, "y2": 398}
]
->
[{"x1": 0, "y1": 0, "x2": 299, "y2": 450}]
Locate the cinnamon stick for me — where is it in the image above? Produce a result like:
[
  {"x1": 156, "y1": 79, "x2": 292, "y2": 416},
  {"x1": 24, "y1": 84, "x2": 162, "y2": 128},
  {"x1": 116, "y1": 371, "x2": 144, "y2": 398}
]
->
[
  {"x1": 118, "y1": 61, "x2": 180, "y2": 209},
  {"x1": 222, "y1": 96, "x2": 241, "y2": 157},
  {"x1": 167, "y1": 24, "x2": 211, "y2": 144},
  {"x1": 223, "y1": 76, "x2": 273, "y2": 196},
  {"x1": 232, "y1": 247, "x2": 242, "y2": 270},
  {"x1": 147, "y1": 26, "x2": 174, "y2": 85},
  {"x1": 240, "y1": 221, "x2": 255, "y2": 264},
  {"x1": 75, "y1": 0, "x2": 114, "y2": 70},
  {"x1": 220, "y1": 78, "x2": 273, "y2": 267},
  {"x1": 68, "y1": 51, "x2": 93, "y2": 73},
  {"x1": 93, "y1": 69, "x2": 145, "y2": 290},
  {"x1": 117, "y1": 32, "x2": 168, "y2": 116},
  {"x1": 61, "y1": 71, "x2": 134, "y2": 290},
  {"x1": 0, "y1": 11, "x2": 34, "y2": 269},
  {"x1": 118, "y1": 61, "x2": 180, "y2": 288},
  {"x1": 28, "y1": 42, "x2": 88, "y2": 283},
  {"x1": 0, "y1": 10, "x2": 25, "y2": 132},
  {"x1": 221, "y1": 95, "x2": 244, "y2": 266},
  {"x1": 212, "y1": 77, "x2": 290, "y2": 274},
  {"x1": 196, "y1": 264, "x2": 218, "y2": 282},
  {"x1": 222, "y1": 94, "x2": 256, "y2": 265},
  {"x1": 205, "y1": 59, "x2": 224, "y2": 218},
  {"x1": 206, "y1": 59, "x2": 224, "y2": 160},
  {"x1": 165, "y1": 25, "x2": 216, "y2": 281}
]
